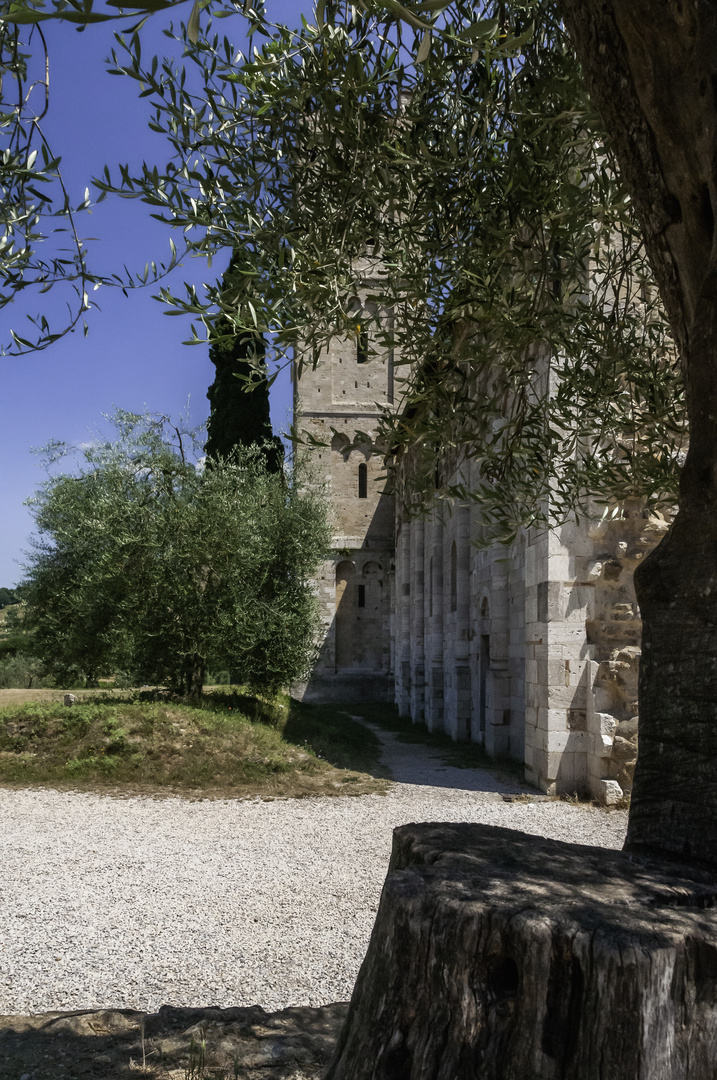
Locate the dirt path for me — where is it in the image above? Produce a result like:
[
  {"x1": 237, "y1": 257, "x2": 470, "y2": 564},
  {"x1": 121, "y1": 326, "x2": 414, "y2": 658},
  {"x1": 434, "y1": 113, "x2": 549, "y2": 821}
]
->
[{"x1": 349, "y1": 714, "x2": 538, "y2": 797}]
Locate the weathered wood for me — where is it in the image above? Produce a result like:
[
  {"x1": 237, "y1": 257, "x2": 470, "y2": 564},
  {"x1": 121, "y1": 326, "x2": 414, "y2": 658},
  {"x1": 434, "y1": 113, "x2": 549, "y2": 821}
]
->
[{"x1": 325, "y1": 823, "x2": 717, "y2": 1080}]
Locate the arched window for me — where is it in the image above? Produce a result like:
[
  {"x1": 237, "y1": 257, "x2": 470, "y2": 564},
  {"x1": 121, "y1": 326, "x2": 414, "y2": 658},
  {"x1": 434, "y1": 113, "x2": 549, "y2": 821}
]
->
[
  {"x1": 358, "y1": 462, "x2": 368, "y2": 498},
  {"x1": 450, "y1": 541, "x2": 457, "y2": 612},
  {"x1": 335, "y1": 561, "x2": 356, "y2": 599},
  {"x1": 357, "y1": 326, "x2": 369, "y2": 364}
]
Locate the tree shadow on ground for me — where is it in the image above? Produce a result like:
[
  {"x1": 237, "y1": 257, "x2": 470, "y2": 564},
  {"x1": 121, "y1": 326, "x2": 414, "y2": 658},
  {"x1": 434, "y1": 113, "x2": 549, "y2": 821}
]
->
[
  {"x1": 281, "y1": 699, "x2": 390, "y2": 778},
  {"x1": 0, "y1": 1002, "x2": 348, "y2": 1080}
]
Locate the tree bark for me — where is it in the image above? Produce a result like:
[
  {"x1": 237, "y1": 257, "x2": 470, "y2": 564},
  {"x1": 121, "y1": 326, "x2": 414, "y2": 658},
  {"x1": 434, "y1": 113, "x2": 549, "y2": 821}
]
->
[
  {"x1": 187, "y1": 654, "x2": 206, "y2": 703},
  {"x1": 326, "y1": 11, "x2": 717, "y2": 1079},
  {"x1": 326, "y1": 823, "x2": 717, "y2": 1080},
  {"x1": 558, "y1": 1, "x2": 717, "y2": 864}
]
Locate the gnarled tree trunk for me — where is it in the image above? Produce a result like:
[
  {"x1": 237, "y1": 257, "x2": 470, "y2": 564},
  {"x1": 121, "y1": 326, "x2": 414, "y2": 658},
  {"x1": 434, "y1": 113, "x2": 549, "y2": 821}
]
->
[
  {"x1": 560, "y1": 0, "x2": 717, "y2": 866},
  {"x1": 629, "y1": 496, "x2": 717, "y2": 860},
  {"x1": 187, "y1": 653, "x2": 206, "y2": 703},
  {"x1": 326, "y1": 823, "x2": 717, "y2": 1080}
]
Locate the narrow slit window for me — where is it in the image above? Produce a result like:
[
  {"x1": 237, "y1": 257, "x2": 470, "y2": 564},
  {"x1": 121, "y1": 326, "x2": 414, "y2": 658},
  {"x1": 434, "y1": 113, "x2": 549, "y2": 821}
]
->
[
  {"x1": 358, "y1": 462, "x2": 368, "y2": 499},
  {"x1": 429, "y1": 556, "x2": 433, "y2": 618},
  {"x1": 358, "y1": 584, "x2": 366, "y2": 608},
  {"x1": 357, "y1": 327, "x2": 369, "y2": 364}
]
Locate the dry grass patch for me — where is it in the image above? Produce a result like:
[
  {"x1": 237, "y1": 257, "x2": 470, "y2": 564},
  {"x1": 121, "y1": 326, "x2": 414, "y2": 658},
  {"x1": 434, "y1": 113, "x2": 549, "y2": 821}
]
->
[{"x1": 0, "y1": 694, "x2": 389, "y2": 800}]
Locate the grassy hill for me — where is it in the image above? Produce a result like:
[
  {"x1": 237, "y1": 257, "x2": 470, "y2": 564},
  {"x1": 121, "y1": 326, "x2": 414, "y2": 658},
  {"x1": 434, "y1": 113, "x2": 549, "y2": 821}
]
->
[{"x1": 0, "y1": 690, "x2": 389, "y2": 800}]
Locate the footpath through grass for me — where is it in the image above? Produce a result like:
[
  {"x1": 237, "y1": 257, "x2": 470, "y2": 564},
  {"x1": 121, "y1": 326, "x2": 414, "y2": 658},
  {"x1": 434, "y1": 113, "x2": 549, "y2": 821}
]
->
[
  {"x1": 348, "y1": 701, "x2": 527, "y2": 782},
  {"x1": 0, "y1": 690, "x2": 389, "y2": 800}
]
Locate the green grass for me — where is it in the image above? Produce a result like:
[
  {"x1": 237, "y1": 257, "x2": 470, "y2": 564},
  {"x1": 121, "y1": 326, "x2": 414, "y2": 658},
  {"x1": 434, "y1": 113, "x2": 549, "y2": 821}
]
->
[
  {"x1": 200, "y1": 689, "x2": 386, "y2": 774},
  {"x1": 0, "y1": 691, "x2": 389, "y2": 799},
  {"x1": 282, "y1": 699, "x2": 389, "y2": 776}
]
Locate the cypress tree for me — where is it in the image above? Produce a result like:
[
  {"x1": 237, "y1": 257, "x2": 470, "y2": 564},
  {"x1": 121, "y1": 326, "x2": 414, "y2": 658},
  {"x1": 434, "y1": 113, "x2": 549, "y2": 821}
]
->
[{"x1": 205, "y1": 266, "x2": 284, "y2": 473}]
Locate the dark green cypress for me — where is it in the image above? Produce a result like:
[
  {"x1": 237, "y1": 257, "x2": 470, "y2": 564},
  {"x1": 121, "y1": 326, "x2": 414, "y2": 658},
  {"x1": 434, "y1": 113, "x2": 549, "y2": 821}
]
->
[{"x1": 205, "y1": 271, "x2": 284, "y2": 473}]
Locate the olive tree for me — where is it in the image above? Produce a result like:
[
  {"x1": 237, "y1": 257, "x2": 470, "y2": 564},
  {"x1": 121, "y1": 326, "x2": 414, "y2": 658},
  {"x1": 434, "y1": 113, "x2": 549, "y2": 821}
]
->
[
  {"x1": 22, "y1": 410, "x2": 330, "y2": 697},
  {"x1": 102, "y1": 0, "x2": 710, "y2": 866}
]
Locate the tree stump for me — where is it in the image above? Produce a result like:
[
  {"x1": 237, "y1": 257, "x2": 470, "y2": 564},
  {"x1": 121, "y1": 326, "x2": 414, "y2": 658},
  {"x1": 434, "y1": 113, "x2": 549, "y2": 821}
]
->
[{"x1": 325, "y1": 823, "x2": 717, "y2": 1080}]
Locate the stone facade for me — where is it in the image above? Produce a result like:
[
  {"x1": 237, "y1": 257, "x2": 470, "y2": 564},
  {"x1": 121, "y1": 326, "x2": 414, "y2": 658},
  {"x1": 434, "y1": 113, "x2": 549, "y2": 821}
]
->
[
  {"x1": 294, "y1": 265, "x2": 395, "y2": 703},
  {"x1": 392, "y1": 485, "x2": 666, "y2": 799},
  {"x1": 295, "y1": 297, "x2": 667, "y2": 801}
]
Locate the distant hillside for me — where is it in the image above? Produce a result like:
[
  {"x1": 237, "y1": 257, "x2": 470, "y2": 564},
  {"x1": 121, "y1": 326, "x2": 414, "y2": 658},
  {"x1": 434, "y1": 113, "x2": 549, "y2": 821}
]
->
[{"x1": 0, "y1": 588, "x2": 20, "y2": 608}]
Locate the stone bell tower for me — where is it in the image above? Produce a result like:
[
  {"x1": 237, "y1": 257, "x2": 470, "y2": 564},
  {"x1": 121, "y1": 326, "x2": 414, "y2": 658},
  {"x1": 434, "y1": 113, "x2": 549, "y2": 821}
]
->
[{"x1": 293, "y1": 260, "x2": 395, "y2": 702}]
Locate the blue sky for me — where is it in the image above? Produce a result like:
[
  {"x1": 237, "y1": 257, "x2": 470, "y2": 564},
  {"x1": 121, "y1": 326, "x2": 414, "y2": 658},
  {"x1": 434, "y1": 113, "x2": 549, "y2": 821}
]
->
[{"x1": 0, "y1": 0, "x2": 308, "y2": 587}]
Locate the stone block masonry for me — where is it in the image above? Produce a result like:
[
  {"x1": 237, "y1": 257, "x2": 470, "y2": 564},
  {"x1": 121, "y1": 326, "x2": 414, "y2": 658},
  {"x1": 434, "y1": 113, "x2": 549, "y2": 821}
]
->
[
  {"x1": 392, "y1": 488, "x2": 667, "y2": 798},
  {"x1": 294, "y1": 261, "x2": 668, "y2": 799},
  {"x1": 293, "y1": 260, "x2": 395, "y2": 704}
]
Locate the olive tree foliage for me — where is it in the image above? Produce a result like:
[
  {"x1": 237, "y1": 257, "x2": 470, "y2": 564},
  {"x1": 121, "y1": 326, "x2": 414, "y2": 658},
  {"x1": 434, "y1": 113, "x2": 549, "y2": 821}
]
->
[
  {"x1": 0, "y1": 0, "x2": 192, "y2": 354},
  {"x1": 2, "y1": 0, "x2": 681, "y2": 531},
  {"x1": 79, "y1": 0, "x2": 682, "y2": 540},
  {"x1": 0, "y1": 603, "x2": 49, "y2": 688},
  {"x1": 21, "y1": 411, "x2": 330, "y2": 696}
]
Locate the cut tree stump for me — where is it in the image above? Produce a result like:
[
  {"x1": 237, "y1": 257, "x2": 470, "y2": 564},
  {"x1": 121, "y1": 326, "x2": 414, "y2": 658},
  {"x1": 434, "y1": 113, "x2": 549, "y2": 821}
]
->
[{"x1": 324, "y1": 823, "x2": 717, "y2": 1080}]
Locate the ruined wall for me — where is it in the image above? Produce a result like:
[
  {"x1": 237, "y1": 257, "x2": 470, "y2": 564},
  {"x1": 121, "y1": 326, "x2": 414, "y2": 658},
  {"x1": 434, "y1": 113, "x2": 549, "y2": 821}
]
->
[
  {"x1": 584, "y1": 503, "x2": 670, "y2": 803},
  {"x1": 392, "y1": 463, "x2": 668, "y2": 800}
]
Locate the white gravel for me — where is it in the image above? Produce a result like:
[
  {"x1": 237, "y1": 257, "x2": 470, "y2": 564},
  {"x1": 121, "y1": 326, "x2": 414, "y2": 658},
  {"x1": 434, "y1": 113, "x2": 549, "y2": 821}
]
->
[{"x1": 0, "y1": 726, "x2": 627, "y2": 1015}]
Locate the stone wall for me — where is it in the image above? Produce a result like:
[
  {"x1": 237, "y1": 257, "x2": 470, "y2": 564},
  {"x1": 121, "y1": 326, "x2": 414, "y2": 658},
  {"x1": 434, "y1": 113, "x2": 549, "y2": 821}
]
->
[
  {"x1": 392, "y1": 467, "x2": 668, "y2": 800},
  {"x1": 584, "y1": 503, "x2": 670, "y2": 802},
  {"x1": 294, "y1": 263, "x2": 668, "y2": 801},
  {"x1": 394, "y1": 456, "x2": 529, "y2": 768},
  {"x1": 293, "y1": 265, "x2": 395, "y2": 704}
]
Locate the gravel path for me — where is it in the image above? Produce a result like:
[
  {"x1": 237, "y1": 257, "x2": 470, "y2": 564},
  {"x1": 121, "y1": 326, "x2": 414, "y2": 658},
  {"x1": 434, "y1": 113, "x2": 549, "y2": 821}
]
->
[{"x1": 0, "y1": 725, "x2": 627, "y2": 1015}]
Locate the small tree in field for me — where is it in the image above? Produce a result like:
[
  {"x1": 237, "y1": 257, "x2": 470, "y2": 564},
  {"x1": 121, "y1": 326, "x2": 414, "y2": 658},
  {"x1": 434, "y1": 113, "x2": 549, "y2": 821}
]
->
[{"x1": 22, "y1": 411, "x2": 330, "y2": 698}]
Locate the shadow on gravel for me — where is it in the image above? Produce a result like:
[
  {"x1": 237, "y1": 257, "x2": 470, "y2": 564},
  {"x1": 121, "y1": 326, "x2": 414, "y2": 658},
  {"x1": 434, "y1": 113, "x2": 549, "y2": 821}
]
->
[{"x1": 0, "y1": 1002, "x2": 349, "y2": 1079}]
